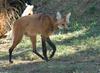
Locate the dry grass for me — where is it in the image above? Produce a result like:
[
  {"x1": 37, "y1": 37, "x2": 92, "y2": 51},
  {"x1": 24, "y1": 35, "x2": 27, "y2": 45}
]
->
[{"x1": 0, "y1": 7, "x2": 19, "y2": 37}]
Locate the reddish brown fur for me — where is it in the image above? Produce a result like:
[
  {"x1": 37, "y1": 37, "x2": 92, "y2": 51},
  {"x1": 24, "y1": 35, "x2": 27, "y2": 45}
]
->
[{"x1": 13, "y1": 13, "x2": 61, "y2": 38}]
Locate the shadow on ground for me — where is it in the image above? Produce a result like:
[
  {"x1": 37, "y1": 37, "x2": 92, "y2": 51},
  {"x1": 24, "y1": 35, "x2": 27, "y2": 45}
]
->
[
  {"x1": 0, "y1": 41, "x2": 100, "y2": 73},
  {"x1": 0, "y1": 48, "x2": 100, "y2": 73}
]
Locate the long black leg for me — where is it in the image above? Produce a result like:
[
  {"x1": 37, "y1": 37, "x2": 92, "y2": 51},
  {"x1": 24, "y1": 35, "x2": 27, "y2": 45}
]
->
[
  {"x1": 9, "y1": 33, "x2": 23, "y2": 63},
  {"x1": 30, "y1": 36, "x2": 46, "y2": 61},
  {"x1": 33, "y1": 49, "x2": 45, "y2": 60},
  {"x1": 9, "y1": 46, "x2": 15, "y2": 63},
  {"x1": 41, "y1": 37, "x2": 48, "y2": 61},
  {"x1": 46, "y1": 37, "x2": 56, "y2": 58},
  {"x1": 9, "y1": 42, "x2": 21, "y2": 63}
]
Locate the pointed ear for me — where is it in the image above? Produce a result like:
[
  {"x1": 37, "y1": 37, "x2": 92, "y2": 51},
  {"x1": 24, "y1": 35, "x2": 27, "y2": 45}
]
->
[
  {"x1": 66, "y1": 12, "x2": 71, "y2": 23},
  {"x1": 56, "y1": 11, "x2": 62, "y2": 20}
]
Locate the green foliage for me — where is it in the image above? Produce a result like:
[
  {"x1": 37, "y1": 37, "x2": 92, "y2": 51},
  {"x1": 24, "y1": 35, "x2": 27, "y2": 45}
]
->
[{"x1": 88, "y1": 6, "x2": 96, "y2": 14}]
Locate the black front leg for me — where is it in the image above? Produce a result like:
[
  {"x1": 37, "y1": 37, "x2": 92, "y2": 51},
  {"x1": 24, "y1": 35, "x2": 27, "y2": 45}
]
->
[
  {"x1": 41, "y1": 37, "x2": 48, "y2": 61},
  {"x1": 46, "y1": 37, "x2": 56, "y2": 58},
  {"x1": 33, "y1": 49, "x2": 45, "y2": 60}
]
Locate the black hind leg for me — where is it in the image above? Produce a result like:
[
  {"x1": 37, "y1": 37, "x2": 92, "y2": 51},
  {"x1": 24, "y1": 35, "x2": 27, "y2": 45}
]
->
[
  {"x1": 9, "y1": 45, "x2": 16, "y2": 63},
  {"x1": 9, "y1": 38, "x2": 22, "y2": 63},
  {"x1": 9, "y1": 31, "x2": 23, "y2": 63}
]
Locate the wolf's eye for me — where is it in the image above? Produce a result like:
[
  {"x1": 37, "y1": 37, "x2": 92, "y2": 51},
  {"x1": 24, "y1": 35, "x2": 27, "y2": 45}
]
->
[{"x1": 62, "y1": 24, "x2": 65, "y2": 26}]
